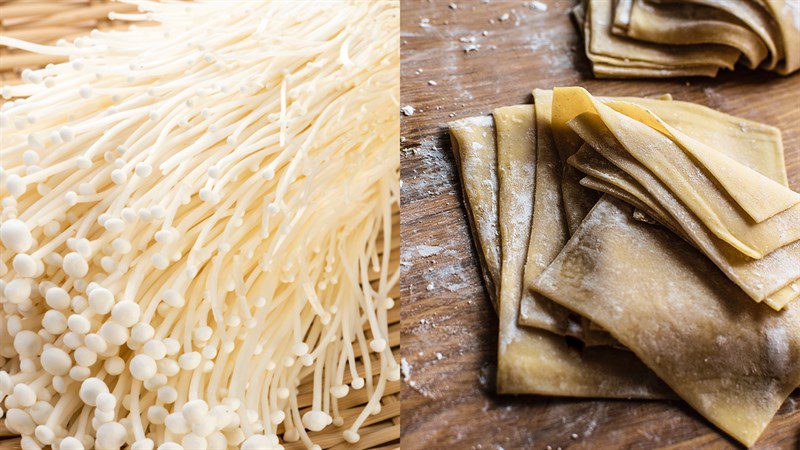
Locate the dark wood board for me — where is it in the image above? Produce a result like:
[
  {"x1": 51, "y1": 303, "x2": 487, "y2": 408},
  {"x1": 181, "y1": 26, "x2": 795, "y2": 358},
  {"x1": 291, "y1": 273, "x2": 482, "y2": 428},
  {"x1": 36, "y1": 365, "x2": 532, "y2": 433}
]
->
[{"x1": 399, "y1": 0, "x2": 800, "y2": 449}]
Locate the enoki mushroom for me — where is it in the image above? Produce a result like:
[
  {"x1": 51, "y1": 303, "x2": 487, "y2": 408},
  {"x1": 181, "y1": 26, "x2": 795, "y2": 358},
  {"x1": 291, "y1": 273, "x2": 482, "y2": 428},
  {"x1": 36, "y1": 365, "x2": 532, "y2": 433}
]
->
[{"x1": 0, "y1": 1, "x2": 400, "y2": 449}]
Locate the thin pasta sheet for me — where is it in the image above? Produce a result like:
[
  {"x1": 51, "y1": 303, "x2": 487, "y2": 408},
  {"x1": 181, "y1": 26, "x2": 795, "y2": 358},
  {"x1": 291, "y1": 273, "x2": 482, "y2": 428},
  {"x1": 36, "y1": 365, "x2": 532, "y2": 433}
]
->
[
  {"x1": 534, "y1": 196, "x2": 800, "y2": 447},
  {"x1": 552, "y1": 87, "x2": 800, "y2": 259},
  {"x1": 448, "y1": 113, "x2": 669, "y2": 399},
  {"x1": 566, "y1": 113, "x2": 800, "y2": 309}
]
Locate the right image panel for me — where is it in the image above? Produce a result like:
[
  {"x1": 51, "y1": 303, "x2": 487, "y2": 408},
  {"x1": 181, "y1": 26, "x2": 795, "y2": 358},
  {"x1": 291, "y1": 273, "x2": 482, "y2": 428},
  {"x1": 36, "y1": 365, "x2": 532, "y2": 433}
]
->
[{"x1": 399, "y1": 0, "x2": 800, "y2": 448}]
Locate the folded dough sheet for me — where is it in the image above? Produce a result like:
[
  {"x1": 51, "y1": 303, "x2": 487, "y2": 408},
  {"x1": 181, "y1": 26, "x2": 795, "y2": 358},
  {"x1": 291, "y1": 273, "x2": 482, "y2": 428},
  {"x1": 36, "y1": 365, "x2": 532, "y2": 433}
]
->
[
  {"x1": 522, "y1": 91, "x2": 681, "y2": 340},
  {"x1": 448, "y1": 87, "x2": 798, "y2": 441},
  {"x1": 566, "y1": 138, "x2": 800, "y2": 311},
  {"x1": 575, "y1": 0, "x2": 800, "y2": 77},
  {"x1": 449, "y1": 116, "x2": 500, "y2": 311},
  {"x1": 533, "y1": 196, "x2": 800, "y2": 447},
  {"x1": 657, "y1": 0, "x2": 800, "y2": 73},
  {"x1": 448, "y1": 112, "x2": 669, "y2": 399},
  {"x1": 613, "y1": 0, "x2": 768, "y2": 68},
  {"x1": 651, "y1": 0, "x2": 784, "y2": 70},
  {"x1": 522, "y1": 87, "x2": 798, "y2": 340},
  {"x1": 550, "y1": 87, "x2": 800, "y2": 309},
  {"x1": 577, "y1": 0, "x2": 734, "y2": 78}
]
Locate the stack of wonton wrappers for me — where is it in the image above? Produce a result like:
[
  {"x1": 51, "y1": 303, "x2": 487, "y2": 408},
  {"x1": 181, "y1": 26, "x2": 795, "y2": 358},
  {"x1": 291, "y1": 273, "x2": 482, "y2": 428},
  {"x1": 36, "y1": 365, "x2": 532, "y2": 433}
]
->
[
  {"x1": 448, "y1": 87, "x2": 800, "y2": 447},
  {"x1": 574, "y1": 0, "x2": 800, "y2": 78}
]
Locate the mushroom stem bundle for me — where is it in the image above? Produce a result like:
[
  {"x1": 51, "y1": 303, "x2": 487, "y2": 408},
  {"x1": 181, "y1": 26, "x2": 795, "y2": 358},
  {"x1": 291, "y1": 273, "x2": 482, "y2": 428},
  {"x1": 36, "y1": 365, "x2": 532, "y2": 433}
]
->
[{"x1": 0, "y1": 1, "x2": 400, "y2": 449}]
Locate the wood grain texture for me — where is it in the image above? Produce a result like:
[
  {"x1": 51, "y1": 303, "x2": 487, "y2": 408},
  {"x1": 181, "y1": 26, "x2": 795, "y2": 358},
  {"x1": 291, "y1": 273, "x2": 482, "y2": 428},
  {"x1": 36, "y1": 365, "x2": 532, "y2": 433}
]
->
[
  {"x1": 0, "y1": 440, "x2": 19, "y2": 450},
  {"x1": 399, "y1": 1, "x2": 800, "y2": 449}
]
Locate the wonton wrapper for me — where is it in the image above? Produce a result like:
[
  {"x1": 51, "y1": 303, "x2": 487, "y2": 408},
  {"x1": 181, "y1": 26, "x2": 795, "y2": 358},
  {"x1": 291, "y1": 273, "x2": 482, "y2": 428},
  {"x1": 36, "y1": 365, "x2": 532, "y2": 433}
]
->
[
  {"x1": 533, "y1": 196, "x2": 800, "y2": 447},
  {"x1": 571, "y1": 146, "x2": 686, "y2": 238},
  {"x1": 580, "y1": 176, "x2": 683, "y2": 237},
  {"x1": 590, "y1": 63, "x2": 719, "y2": 78},
  {"x1": 516, "y1": 91, "x2": 583, "y2": 338},
  {"x1": 513, "y1": 98, "x2": 619, "y2": 346},
  {"x1": 580, "y1": 0, "x2": 800, "y2": 77},
  {"x1": 584, "y1": 0, "x2": 741, "y2": 73},
  {"x1": 523, "y1": 92, "x2": 677, "y2": 336},
  {"x1": 494, "y1": 106, "x2": 667, "y2": 397},
  {"x1": 615, "y1": 0, "x2": 768, "y2": 68},
  {"x1": 511, "y1": 92, "x2": 618, "y2": 342},
  {"x1": 566, "y1": 117, "x2": 800, "y2": 309},
  {"x1": 763, "y1": 0, "x2": 800, "y2": 74},
  {"x1": 607, "y1": 100, "x2": 800, "y2": 222},
  {"x1": 549, "y1": 89, "x2": 674, "y2": 235},
  {"x1": 653, "y1": 0, "x2": 785, "y2": 70},
  {"x1": 551, "y1": 88, "x2": 789, "y2": 238},
  {"x1": 449, "y1": 116, "x2": 501, "y2": 310},
  {"x1": 576, "y1": 169, "x2": 800, "y2": 311},
  {"x1": 552, "y1": 87, "x2": 800, "y2": 259},
  {"x1": 557, "y1": 93, "x2": 790, "y2": 187},
  {"x1": 494, "y1": 93, "x2": 617, "y2": 344},
  {"x1": 619, "y1": 97, "x2": 789, "y2": 186},
  {"x1": 573, "y1": 1, "x2": 721, "y2": 78},
  {"x1": 449, "y1": 111, "x2": 670, "y2": 398}
]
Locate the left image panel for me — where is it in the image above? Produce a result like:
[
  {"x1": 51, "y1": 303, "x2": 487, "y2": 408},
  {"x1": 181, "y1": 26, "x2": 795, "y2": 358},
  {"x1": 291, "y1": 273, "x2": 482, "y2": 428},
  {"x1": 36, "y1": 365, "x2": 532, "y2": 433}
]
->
[{"x1": 0, "y1": 2, "x2": 399, "y2": 449}]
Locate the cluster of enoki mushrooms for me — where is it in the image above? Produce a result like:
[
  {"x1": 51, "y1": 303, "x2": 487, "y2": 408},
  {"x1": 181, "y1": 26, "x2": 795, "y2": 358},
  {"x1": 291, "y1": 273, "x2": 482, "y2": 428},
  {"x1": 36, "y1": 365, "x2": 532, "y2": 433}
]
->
[{"x1": 0, "y1": 1, "x2": 400, "y2": 449}]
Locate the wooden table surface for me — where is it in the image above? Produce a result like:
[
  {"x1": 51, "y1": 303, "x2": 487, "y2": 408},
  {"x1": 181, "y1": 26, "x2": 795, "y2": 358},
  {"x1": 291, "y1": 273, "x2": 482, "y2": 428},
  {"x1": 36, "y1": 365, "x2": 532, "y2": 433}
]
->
[{"x1": 399, "y1": 1, "x2": 800, "y2": 449}]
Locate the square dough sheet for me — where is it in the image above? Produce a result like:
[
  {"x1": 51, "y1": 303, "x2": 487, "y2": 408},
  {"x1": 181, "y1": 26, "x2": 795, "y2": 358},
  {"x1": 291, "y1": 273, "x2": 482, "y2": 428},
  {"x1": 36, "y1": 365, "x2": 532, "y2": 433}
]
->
[
  {"x1": 582, "y1": 0, "x2": 741, "y2": 76},
  {"x1": 566, "y1": 141, "x2": 800, "y2": 311},
  {"x1": 552, "y1": 86, "x2": 800, "y2": 262},
  {"x1": 448, "y1": 112, "x2": 669, "y2": 399},
  {"x1": 565, "y1": 111, "x2": 800, "y2": 310},
  {"x1": 521, "y1": 88, "x2": 798, "y2": 333},
  {"x1": 653, "y1": 0, "x2": 784, "y2": 70},
  {"x1": 533, "y1": 196, "x2": 800, "y2": 447},
  {"x1": 614, "y1": 0, "x2": 768, "y2": 68}
]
